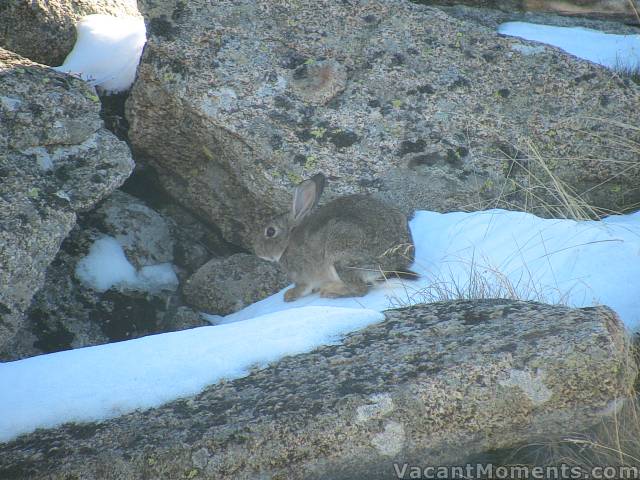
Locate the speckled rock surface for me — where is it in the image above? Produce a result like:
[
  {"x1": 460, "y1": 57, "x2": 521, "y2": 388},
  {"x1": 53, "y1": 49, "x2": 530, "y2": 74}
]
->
[
  {"x1": 0, "y1": 300, "x2": 634, "y2": 479},
  {"x1": 0, "y1": 191, "x2": 208, "y2": 361},
  {"x1": 126, "y1": 0, "x2": 640, "y2": 248},
  {"x1": 0, "y1": 0, "x2": 140, "y2": 66},
  {"x1": 183, "y1": 253, "x2": 289, "y2": 315},
  {"x1": 0, "y1": 49, "x2": 134, "y2": 358},
  {"x1": 94, "y1": 190, "x2": 174, "y2": 269},
  {"x1": 117, "y1": 167, "x2": 244, "y2": 272}
]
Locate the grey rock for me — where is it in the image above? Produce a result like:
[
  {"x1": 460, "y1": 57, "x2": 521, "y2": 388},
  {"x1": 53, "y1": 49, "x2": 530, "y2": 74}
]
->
[
  {"x1": 0, "y1": 49, "x2": 134, "y2": 358},
  {"x1": 136, "y1": 0, "x2": 183, "y2": 26},
  {"x1": 159, "y1": 201, "x2": 241, "y2": 274},
  {"x1": 127, "y1": 0, "x2": 640, "y2": 249},
  {"x1": 2, "y1": 219, "x2": 207, "y2": 361},
  {"x1": 183, "y1": 253, "x2": 289, "y2": 315},
  {"x1": 12, "y1": 187, "x2": 217, "y2": 359},
  {"x1": 0, "y1": 0, "x2": 140, "y2": 66},
  {"x1": 121, "y1": 167, "x2": 245, "y2": 272},
  {"x1": 95, "y1": 190, "x2": 174, "y2": 269},
  {"x1": 170, "y1": 306, "x2": 209, "y2": 331},
  {"x1": 0, "y1": 300, "x2": 634, "y2": 479}
]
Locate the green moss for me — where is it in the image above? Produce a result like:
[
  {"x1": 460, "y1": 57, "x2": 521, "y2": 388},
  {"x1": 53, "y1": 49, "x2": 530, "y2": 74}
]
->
[
  {"x1": 479, "y1": 179, "x2": 494, "y2": 193},
  {"x1": 455, "y1": 31, "x2": 463, "y2": 48},
  {"x1": 286, "y1": 171, "x2": 302, "y2": 184},
  {"x1": 201, "y1": 146, "x2": 215, "y2": 161},
  {"x1": 162, "y1": 71, "x2": 179, "y2": 83},
  {"x1": 87, "y1": 92, "x2": 100, "y2": 103},
  {"x1": 304, "y1": 155, "x2": 317, "y2": 169},
  {"x1": 391, "y1": 99, "x2": 403, "y2": 109},
  {"x1": 185, "y1": 468, "x2": 199, "y2": 478},
  {"x1": 310, "y1": 127, "x2": 326, "y2": 139}
]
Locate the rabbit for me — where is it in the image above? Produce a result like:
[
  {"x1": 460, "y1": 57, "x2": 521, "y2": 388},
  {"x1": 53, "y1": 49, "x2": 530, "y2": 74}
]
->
[{"x1": 253, "y1": 173, "x2": 417, "y2": 302}]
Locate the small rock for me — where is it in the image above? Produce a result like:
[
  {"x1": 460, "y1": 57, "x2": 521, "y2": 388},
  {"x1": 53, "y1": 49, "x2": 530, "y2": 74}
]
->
[
  {"x1": 95, "y1": 190, "x2": 174, "y2": 269},
  {"x1": 169, "y1": 306, "x2": 209, "y2": 331},
  {"x1": 158, "y1": 202, "x2": 240, "y2": 274},
  {"x1": 183, "y1": 254, "x2": 289, "y2": 315}
]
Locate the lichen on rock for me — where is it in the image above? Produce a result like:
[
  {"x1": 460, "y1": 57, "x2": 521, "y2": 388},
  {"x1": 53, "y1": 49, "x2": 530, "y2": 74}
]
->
[
  {"x1": 0, "y1": 48, "x2": 134, "y2": 359},
  {"x1": 0, "y1": 301, "x2": 634, "y2": 479},
  {"x1": 127, "y1": 0, "x2": 640, "y2": 249}
]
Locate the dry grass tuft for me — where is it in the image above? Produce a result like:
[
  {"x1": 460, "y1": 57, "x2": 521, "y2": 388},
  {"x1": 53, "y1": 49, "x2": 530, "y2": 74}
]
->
[
  {"x1": 386, "y1": 251, "x2": 577, "y2": 309},
  {"x1": 461, "y1": 118, "x2": 640, "y2": 221}
]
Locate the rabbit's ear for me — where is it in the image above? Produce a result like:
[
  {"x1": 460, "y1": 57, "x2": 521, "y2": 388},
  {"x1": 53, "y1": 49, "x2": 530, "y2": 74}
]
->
[{"x1": 291, "y1": 173, "x2": 325, "y2": 223}]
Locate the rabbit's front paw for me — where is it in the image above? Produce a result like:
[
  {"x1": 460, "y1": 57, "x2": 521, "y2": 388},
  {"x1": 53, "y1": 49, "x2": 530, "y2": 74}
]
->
[{"x1": 284, "y1": 284, "x2": 309, "y2": 302}]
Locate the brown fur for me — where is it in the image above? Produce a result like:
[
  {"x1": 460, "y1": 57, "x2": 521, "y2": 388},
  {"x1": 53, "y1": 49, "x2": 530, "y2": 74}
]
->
[{"x1": 253, "y1": 174, "x2": 417, "y2": 302}]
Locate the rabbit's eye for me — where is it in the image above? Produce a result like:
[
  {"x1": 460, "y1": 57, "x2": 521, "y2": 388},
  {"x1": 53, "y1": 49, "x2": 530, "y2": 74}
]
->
[{"x1": 265, "y1": 226, "x2": 277, "y2": 238}]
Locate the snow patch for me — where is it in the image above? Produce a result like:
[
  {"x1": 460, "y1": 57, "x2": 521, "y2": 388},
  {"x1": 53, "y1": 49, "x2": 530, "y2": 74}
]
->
[
  {"x1": 498, "y1": 22, "x2": 640, "y2": 71},
  {"x1": 0, "y1": 306, "x2": 383, "y2": 442},
  {"x1": 75, "y1": 236, "x2": 178, "y2": 293},
  {"x1": 53, "y1": 14, "x2": 146, "y2": 93}
]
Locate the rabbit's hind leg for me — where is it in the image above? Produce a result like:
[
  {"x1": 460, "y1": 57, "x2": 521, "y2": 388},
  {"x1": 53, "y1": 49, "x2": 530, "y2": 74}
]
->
[
  {"x1": 319, "y1": 267, "x2": 369, "y2": 298},
  {"x1": 319, "y1": 281, "x2": 352, "y2": 298}
]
